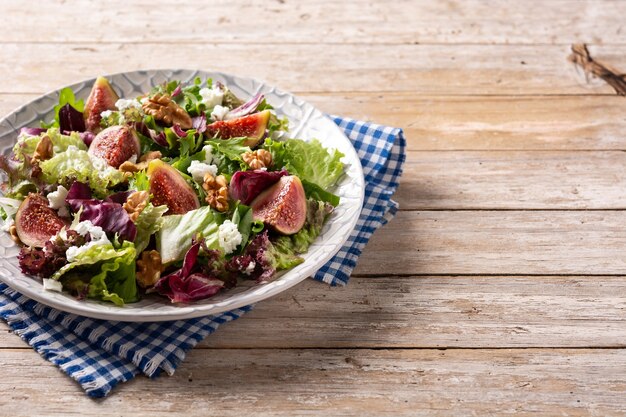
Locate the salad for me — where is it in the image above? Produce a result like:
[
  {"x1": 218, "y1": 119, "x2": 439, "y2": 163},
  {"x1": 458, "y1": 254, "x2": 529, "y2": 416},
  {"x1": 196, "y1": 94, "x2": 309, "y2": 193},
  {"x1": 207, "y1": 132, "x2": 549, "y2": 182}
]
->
[{"x1": 0, "y1": 76, "x2": 345, "y2": 305}]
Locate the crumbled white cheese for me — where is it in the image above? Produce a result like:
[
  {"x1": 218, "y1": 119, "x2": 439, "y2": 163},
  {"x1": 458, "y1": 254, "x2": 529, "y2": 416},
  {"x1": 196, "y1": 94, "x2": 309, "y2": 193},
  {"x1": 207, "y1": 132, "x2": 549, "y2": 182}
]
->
[
  {"x1": 243, "y1": 261, "x2": 256, "y2": 275},
  {"x1": 199, "y1": 87, "x2": 224, "y2": 109},
  {"x1": 66, "y1": 220, "x2": 111, "y2": 262},
  {"x1": 187, "y1": 160, "x2": 218, "y2": 183},
  {"x1": 49, "y1": 227, "x2": 68, "y2": 243},
  {"x1": 115, "y1": 98, "x2": 142, "y2": 112},
  {"x1": 218, "y1": 220, "x2": 242, "y2": 255},
  {"x1": 210, "y1": 104, "x2": 229, "y2": 121},
  {"x1": 128, "y1": 154, "x2": 137, "y2": 164},
  {"x1": 43, "y1": 278, "x2": 63, "y2": 292},
  {"x1": 89, "y1": 153, "x2": 124, "y2": 176},
  {"x1": 100, "y1": 110, "x2": 113, "y2": 119},
  {"x1": 47, "y1": 185, "x2": 69, "y2": 218},
  {"x1": 202, "y1": 145, "x2": 215, "y2": 164}
]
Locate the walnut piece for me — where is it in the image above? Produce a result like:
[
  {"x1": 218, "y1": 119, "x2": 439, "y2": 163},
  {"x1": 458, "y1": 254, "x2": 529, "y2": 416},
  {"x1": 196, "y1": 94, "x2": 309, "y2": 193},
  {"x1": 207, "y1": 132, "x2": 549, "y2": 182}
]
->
[
  {"x1": 30, "y1": 135, "x2": 53, "y2": 164},
  {"x1": 142, "y1": 93, "x2": 192, "y2": 129},
  {"x1": 123, "y1": 191, "x2": 149, "y2": 222},
  {"x1": 8, "y1": 225, "x2": 21, "y2": 245},
  {"x1": 118, "y1": 151, "x2": 163, "y2": 175},
  {"x1": 202, "y1": 173, "x2": 229, "y2": 212},
  {"x1": 136, "y1": 250, "x2": 163, "y2": 288},
  {"x1": 242, "y1": 149, "x2": 272, "y2": 170}
]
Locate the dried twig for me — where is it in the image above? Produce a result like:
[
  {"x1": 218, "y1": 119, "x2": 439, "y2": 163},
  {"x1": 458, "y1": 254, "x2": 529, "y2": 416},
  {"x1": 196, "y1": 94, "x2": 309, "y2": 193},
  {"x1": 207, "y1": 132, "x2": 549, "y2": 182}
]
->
[{"x1": 568, "y1": 43, "x2": 626, "y2": 96}]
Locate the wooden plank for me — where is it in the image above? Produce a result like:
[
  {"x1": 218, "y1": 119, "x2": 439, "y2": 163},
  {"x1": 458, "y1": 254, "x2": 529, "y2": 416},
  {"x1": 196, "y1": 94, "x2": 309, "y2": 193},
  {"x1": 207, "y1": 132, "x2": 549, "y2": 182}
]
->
[
  {"x1": 2, "y1": 275, "x2": 625, "y2": 350},
  {"x1": 355, "y1": 210, "x2": 626, "y2": 275},
  {"x1": 0, "y1": 44, "x2": 623, "y2": 95},
  {"x1": 1, "y1": 348, "x2": 626, "y2": 416},
  {"x1": 396, "y1": 150, "x2": 626, "y2": 209},
  {"x1": 1, "y1": 0, "x2": 624, "y2": 45},
  {"x1": 2, "y1": 93, "x2": 625, "y2": 151}
]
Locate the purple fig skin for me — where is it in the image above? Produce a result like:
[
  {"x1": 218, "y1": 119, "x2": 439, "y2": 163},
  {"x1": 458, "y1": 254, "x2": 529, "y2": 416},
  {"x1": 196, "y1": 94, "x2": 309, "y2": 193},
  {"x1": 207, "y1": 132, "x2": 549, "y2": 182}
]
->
[
  {"x1": 251, "y1": 175, "x2": 307, "y2": 235},
  {"x1": 83, "y1": 76, "x2": 119, "y2": 133},
  {"x1": 88, "y1": 125, "x2": 140, "y2": 168},
  {"x1": 15, "y1": 194, "x2": 68, "y2": 248},
  {"x1": 147, "y1": 160, "x2": 200, "y2": 215}
]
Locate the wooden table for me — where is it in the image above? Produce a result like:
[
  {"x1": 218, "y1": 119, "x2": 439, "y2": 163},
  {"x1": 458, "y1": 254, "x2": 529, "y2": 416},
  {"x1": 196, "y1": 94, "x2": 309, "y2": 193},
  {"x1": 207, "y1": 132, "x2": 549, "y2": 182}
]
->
[{"x1": 1, "y1": 1, "x2": 626, "y2": 415}]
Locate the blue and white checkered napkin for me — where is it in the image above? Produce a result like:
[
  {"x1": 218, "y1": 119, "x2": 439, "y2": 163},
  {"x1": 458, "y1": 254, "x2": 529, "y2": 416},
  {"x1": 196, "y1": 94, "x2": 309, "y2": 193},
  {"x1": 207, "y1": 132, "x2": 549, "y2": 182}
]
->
[{"x1": 0, "y1": 116, "x2": 406, "y2": 397}]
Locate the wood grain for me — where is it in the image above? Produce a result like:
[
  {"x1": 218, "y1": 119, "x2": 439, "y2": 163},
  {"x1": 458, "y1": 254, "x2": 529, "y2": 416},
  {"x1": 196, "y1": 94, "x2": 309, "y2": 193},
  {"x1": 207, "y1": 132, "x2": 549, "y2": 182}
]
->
[
  {"x1": 6, "y1": 275, "x2": 625, "y2": 350},
  {"x1": 3, "y1": 93, "x2": 626, "y2": 151},
  {"x1": 0, "y1": 44, "x2": 624, "y2": 95},
  {"x1": 1, "y1": 0, "x2": 624, "y2": 45},
  {"x1": 356, "y1": 210, "x2": 626, "y2": 275},
  {"x1": 2, "y1": 348, "x2": 626, "y2": 416},
  {"x1": 397, "y1": 151, "x2": 626, "y2": 209}
]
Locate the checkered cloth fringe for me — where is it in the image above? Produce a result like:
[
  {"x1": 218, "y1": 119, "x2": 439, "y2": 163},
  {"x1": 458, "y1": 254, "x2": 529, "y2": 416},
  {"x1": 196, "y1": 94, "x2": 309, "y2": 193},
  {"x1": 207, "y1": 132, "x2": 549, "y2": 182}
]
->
[{"x1": 0, "y1": 116, "x2": 405, "y2": 397}]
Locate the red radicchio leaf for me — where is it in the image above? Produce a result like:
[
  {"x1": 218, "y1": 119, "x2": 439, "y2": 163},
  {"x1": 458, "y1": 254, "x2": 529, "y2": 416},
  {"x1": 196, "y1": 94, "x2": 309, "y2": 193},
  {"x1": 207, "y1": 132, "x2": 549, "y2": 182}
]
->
[
  {"x1": 59, "y1": 103, "x2": 86, "y2": 133},
  {"x1": 225, "y1": 93, "x2": 264, "y2": 120},
  {"x1": 19, "y1": 127, "x2": 47, "y2": 137},
  {"x1": 172, "y1": 124, "x2": 187, "y2": 138},
  {"x1": 80, "y1": 131, "x2": 95, "y2": 147},
  {"x1": 171, "y1": 84, "x2": 182, "y2": 98},
  {"x1": 153, "y1": 239, "x2": 225, "y2": 303},
  {"x1": 226, "y1": 230, "x2": 276, "y2": 282},
  {"x1": 229, "y1": 169, "x2": 288, "y2": 205},
  {"x1": 66, "y1": 182, "x2": 137, "y2": 242},
  {"x1": 191, "y1": 115, "x2": 207, "y2": 133},
  {"x1": 133, "y1": 121, "x2": 168, "y2": 147}
]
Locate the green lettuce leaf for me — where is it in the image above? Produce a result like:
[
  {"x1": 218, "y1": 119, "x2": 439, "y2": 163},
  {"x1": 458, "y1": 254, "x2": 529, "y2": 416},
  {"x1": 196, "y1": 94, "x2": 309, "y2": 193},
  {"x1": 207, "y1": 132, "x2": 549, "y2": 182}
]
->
[
  {"x1": 273, "y1": 199, "x2": 334, "y2": 255},
  {"x1": 157, "y1": 206, "x2": 225, "y2": 264},
  {"x1": 39, "y1": 146, "x2": 125, "y2": 197},
  {"x1": 58, "y1": 241, "x2": 138, "y2": 306},
  {"x1": 134, "y1": 203, "x2": 169, "y2": 254},
  {"x1": 204, "y1": 137, "x2": 251, "y2": 175},
  {"x1": 263, "y1": 138, "x2": 344, "y2": 190},
  {"x1": 12, "y1": 128, "x2": 86, "y2": 163}
]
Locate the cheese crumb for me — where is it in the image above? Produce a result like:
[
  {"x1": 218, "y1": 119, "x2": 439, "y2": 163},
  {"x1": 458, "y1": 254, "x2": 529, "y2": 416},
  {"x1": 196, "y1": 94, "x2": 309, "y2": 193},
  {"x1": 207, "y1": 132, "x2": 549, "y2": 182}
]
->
[
  {"x1": 187, "y1": 160, "x2": 218, "y2": 183},
  {"x1": 218, "y1": 220, "x2": 242, "y2": 255},
  {"x1": 199, "y1": 87, "x2": 224, "y2": 109},
  {"x1": 47, "y1": 185, "x2": 69, "y2": 217},
  {"x1": 210, "y1": 104, "x2": 229, "y2": 121}
]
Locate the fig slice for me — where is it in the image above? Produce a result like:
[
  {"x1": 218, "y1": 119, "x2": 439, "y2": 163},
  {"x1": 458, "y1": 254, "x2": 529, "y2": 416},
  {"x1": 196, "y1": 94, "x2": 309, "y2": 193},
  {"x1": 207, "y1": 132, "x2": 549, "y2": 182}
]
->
[
  {"x1": 88, "y1": 125, "x2": 140, "y2": 168},
  {"x1": 15, "y1": 193, "x2": 67, "y2": 247},
  {"x1": 83, "y1": 76, "x2": 119, "y2": 133},
  {"x1": 206, "y1": 110, "x2": 270, "y2": 147},
  {"x1": 250, "y1": 175, "x2": 307, "y2": 235},
  {"x1": 147, "y1": 160, "x2": 200, "y2": 215}
]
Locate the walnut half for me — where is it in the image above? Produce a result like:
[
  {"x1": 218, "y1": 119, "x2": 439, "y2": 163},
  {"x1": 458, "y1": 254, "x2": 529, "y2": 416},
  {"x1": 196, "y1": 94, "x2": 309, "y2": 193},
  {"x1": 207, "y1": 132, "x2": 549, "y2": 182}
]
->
[
  {"x1": 202, "y1": 173, "x2": 229, "y2": 212},
  {"x1": 242, "y1": 149, "x2": 272, "y2": 170},
  {"x1": 136, "y1": 250, "x2": 163, "y2": 288},
  {"x1": 123, "y1": 191, "x2": 149, "y2": 222},
  {"x1": 30, "y1": 135, "x2": 53, "y2": 164},
  {"x1": 142, "y1": 93, "x2": 192, "y2": 129},
  {"x1": 119, "y1": 150, "x2": 163, "y2": 175}
]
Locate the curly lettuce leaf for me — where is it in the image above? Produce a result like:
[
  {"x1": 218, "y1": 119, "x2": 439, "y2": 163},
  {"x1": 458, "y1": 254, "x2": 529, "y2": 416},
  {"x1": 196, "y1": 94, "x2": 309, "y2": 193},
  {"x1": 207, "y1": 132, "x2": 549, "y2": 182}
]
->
[
  {"x1": 39, "y1": 146, "x2": 125, "y2": 197},
  {"x1": 58, "y1": 241, "x2": 138, "y2": 306},
  {"x1": 204, "y1": 137, "x2": 251, "y2": 175},
  {"x1": 263, "y1": 138, "x2": 344, "y2": 190},
  {"x1": 157, "y1": 206, "x2": 225, "y2": 264},
  {"x1": 273, "y1": 199, "x2": 334, "y2": 254},
  {"x1": 13, "y1": 128, "x2": 86, "y2": 163}
]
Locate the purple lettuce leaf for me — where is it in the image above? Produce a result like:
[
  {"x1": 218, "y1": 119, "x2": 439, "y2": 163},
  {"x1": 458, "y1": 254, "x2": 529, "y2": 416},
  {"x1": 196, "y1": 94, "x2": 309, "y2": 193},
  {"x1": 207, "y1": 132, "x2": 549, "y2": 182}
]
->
[
  {"x1": 106, "y1": 190, "x2": 132, "y2": 205},
  {"x1": 153, "y1": 239, "x2": 225, "y2": 303},
  {"x1": 229, "y1": 168, "x2": 288, "y2": 205},
  {"x1": 19, "y1": 127, "x2": 46, "y2": 137},
  {"x1": 172, "y1": 124, "x2": 186, "y2": 138},
  {"x1": 59, "y1": 103, "x2": 86, "y2": 133},
  {"x1": 226, "y1": 93, "x2": 264, "y2": 120},
  {"x1": 66, "y1": 181, "x2": 92, "y2": 200},
  {"x1": 80, "y1": 131, "x2": 95, "y2": 147},
  {"x1": 226, "y1": 230, "x2": 275, "y2": 282},
  {"x1": 18, "y1": 229, "x2": 88, "y2": 278},
  {"x1": 191, "y1": 115, "x2": 207, "y2": 133},
  {"x1": 134, "y1": 121, "x2": 168, "y2": 147},
  {"x1": 66, "y1": 183, "x2": 137, "y2": 242},
  {"x1": 171, "y1": 84, "x2": 182, "y2": 98}
]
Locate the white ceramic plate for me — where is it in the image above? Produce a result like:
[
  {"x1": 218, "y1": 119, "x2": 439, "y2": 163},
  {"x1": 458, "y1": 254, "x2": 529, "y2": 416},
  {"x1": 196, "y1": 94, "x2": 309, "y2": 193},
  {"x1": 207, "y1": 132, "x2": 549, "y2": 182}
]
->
[{"x1": 0, "y1": 69, "x2": 364, "y2": 322}]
